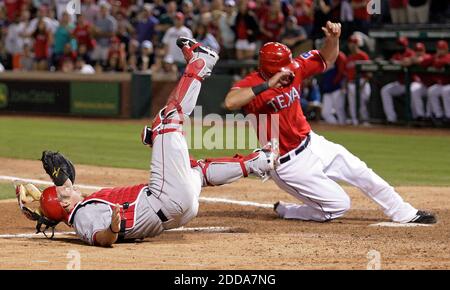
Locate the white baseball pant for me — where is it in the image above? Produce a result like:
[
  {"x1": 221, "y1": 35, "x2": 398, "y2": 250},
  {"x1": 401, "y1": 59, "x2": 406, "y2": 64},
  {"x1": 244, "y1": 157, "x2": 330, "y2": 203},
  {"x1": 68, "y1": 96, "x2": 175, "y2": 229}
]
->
[
  {"x1": 271, "y1": 132, "x2": 417, "y2": 223},
  {"x1": 322, "y1": 89, "x2": 346, "y2": 125},
  {"x1": 381, "y1": 81, "x2": 428, "y2": 122},
  {"x1": 348, "y1": 80, "x2": 371, "y2": 125},
  {"x1": 427, "y1": 84, "x2": 450, "y2": 119}
]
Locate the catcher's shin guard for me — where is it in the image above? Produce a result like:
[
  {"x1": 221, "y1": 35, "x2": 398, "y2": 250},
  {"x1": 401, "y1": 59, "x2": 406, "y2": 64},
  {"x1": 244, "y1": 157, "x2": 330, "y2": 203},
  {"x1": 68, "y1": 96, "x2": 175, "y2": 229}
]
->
[{"x1": 191, "y1": 150, "x2": 275, "y2": 186}]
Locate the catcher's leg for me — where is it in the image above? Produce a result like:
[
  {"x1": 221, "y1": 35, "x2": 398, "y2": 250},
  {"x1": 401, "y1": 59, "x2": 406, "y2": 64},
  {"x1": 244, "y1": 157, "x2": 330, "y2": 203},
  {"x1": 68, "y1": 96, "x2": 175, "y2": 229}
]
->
[
  {"x1": 141, "y1": 37, "x2": 219, "y2": 146},
  {"x1": 147, "y1": 38, "x2": 219, "y2": 228},
  {"x1": 190, "y1": 145, "x2": 277, "y2": 187}
]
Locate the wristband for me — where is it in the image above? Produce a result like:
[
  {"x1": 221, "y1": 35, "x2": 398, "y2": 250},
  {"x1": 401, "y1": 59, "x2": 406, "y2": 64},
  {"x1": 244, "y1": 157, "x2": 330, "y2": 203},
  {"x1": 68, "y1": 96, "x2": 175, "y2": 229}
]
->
[
  {"x1": 251, "y1": 82, "x2": 270, "y2": 96},
  {"x1": 109, "y1": 225, "x2": 120, "y2": 234}
]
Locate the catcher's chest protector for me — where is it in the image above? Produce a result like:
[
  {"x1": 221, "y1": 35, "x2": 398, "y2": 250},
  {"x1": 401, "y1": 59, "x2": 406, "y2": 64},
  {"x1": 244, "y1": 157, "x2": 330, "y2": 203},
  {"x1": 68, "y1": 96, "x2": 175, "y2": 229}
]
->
[{"x1": 68, "y1": 184, "x2": 147, "y2": 230}]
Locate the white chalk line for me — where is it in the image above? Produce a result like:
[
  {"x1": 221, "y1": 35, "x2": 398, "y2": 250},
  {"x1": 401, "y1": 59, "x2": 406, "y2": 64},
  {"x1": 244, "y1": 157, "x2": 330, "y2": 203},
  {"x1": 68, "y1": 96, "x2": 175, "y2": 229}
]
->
[
  {"x1": 0, "y1": 227, "x2": 234, "y2": 239},
  {"x1": 369, "y1": 222, "x2": 432, "y2": 227}
]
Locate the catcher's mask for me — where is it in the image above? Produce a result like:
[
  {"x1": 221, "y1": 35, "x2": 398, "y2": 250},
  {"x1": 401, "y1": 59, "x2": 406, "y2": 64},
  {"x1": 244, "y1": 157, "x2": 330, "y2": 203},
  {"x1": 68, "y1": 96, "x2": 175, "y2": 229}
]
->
[
  {"x1": 38, "y1": 186, "x2": 68, "y2": 237},
  {"x1": 41, "y1": 186, "x2": 68, "y2": 222}
]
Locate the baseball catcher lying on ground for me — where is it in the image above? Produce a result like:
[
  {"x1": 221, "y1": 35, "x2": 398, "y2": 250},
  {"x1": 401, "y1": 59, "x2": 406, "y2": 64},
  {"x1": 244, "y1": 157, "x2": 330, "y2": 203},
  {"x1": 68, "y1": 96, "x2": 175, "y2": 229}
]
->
[{"x1": 16, "y1": 38, "x2": 276, "y2": 247}]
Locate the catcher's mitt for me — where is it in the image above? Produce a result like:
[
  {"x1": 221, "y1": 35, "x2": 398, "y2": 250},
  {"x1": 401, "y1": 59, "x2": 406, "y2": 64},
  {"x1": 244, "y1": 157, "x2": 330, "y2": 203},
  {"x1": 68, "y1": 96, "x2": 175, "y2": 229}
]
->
[
  {"x1": 41, "y1": 151, "x2": 76, "y2": 186},
  {"x1": 15, "y1": 183, "x2": 58, "y2": 238}
]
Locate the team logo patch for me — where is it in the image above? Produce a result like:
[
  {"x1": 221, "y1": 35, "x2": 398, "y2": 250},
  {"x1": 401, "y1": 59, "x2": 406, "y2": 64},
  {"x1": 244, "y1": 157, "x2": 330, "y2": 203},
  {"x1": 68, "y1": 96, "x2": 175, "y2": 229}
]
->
[{"x1": 300, "y1": 51, "x2": 313, "y2": 59}]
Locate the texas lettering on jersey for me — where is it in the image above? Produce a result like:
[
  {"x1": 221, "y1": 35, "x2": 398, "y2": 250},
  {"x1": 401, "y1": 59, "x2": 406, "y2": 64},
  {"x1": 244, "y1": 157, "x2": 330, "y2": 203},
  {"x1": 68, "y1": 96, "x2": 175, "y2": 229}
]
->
[
  {"x1": 266, "y1": 85, "x2": 302, "y2": 112},
  {"x1": 232, "y1": 50, "x2": 326, "y2": 156}
]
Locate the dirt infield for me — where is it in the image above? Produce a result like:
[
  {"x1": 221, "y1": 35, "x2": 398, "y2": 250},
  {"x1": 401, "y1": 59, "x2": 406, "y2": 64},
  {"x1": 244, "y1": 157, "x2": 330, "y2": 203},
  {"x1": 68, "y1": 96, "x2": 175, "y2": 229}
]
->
[{"x1": 0, "y1": 157, "x2": 449, "y2": 269}]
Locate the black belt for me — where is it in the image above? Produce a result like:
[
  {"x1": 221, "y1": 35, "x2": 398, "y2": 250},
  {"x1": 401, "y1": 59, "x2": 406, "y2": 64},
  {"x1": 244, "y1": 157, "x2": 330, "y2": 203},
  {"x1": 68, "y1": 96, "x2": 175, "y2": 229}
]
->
[
  {"x1": 146, "y1": 188, "x2": 169, "y2": 222},
  {"x1": 279, "y1": 134, "x2": 311, "y2": 165}
]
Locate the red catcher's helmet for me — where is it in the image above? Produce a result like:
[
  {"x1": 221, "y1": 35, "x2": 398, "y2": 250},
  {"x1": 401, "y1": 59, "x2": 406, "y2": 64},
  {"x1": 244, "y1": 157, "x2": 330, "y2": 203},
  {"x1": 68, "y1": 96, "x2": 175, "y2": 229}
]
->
[
  {"x1": 259, "y1": 42, "x2": 299, "y2": 79},
  {"x1": 40, "y1": 186, "x2": 68, "y2": 223}
]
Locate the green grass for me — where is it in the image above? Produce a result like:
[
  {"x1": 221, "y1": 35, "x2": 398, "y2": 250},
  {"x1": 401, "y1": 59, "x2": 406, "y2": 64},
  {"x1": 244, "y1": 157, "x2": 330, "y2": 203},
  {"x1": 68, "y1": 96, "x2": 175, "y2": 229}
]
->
[
  {"x1": 0, "y1": 117, "x2": 449, "y2": 186},
  {"x1": 0, "y1": 183, "x2": 15, "y2": 200}
]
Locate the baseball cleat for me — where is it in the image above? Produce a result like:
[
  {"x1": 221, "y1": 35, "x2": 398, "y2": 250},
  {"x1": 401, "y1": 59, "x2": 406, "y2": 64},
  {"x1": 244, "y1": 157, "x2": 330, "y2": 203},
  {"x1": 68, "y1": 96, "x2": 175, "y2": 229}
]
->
[
  {"x1": 273, "y1": 201, "x2": 286, "y2": 218},
  {"x1": 176, "y1": 37, "x2": 219, "y2": 79},
  {"x1": 408, "y1": 210, "x2": 437, "y2": 224}
]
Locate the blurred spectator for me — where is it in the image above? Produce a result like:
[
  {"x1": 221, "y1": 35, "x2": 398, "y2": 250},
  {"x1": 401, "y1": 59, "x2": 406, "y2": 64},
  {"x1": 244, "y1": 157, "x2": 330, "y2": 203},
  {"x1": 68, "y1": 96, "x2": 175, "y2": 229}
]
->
[
  {"x1": 75, "y1": 57, "x2": 95, "y2": 74},
  {"x1": 72, "y1": 15, "x2": 94, "y2": 53},
  {"x1": 252, "y1": 0, "x2": 269, "y2": 20},
  {"x1": 3, "y1": 0, "x2": 22, "y2": 22},
  {"x1": 153, "y1": 0, "x2": 168, "y2": 19},
  {"x1": 233, "y1": 0, "x2": 259, "y2": 61},
  {"x1": 19, "y1": 43, "x2": 34, "y2": 71},
  {"x1": 321, "y1": 51, "x2": 347, "y2": 125},
  {"x1": 260, "y1": 0, "x2": 284, "y2": 42},
  {"x1": 159, "y1": 0, "x2": 178, "y2": 33},
  {"x1": 152, "y1": 53, "x2": 178, "y2": 79},
  {"x1": 290, "y1": 0, "x2": 314, "y2": 37},
  {"x1": 351, "y1": 0, "x2": 370, "y2": 34},
  {"x1": 211, "y1": 0, "x2": 224, "y2": 12},
  {"x1": 182, "y1": 0, "x2": 196, "y2": 30},
  {"x1": 5, "y1": 14, "x2": 24, "y2": 56},
  {"x1": 81, "y1": 0, "x2": 100, "y2": 24},
  {"x1": 32, "y1": 18, "x2": 51, "y2": 70},
  {"x1": 162, "y1": 12, "x2": 193, "y2": 65},
  {"x1": 77, "y1": 43, "x2": 91, "y2": 64},
  {"x1": 27, "y1": 5, "x2": 58, "y2": 35},
  {"x1": 346, "y1": 34, "x2": 371, "y2": 125},
  {"x1": 61, "y1": 57, "x2": 74, "y2": 72},
  {"x1": 381, "y1": 36, "x2": 416, "y2": 123},
  {"x1": 58, "y1": 42, "x2": 77, "y2": 70},
  {"x1": 115, "y1": 10, "x2": 134, "y2": 37},
  {"x1": 217, "y1": 0, "x2": 236, "y2": 58},
  {"x1": 389, "y1": 0, "x2": 408, "y2": 24},
  {"x1": 281, "y1": 16, "x2": 307, "y2": 50},
  {"x1": 135, "y1": 4, "x2": 158, "y2": 44},
  {"x1": 407, "y1": 0, "x2": 430, "y2": 24},
  {"x1": 313, "y1": 0, "x2": 333, "y2": 39},
  {"x1": 105, "y1": 52, "x2": 123, "y2": 72},
  {"x1": 194, "y1": 23, "x2": 220, "y2": 52},
  {"x1": 137, "y1": 40, "x2": 154, "y2": 71},
  {"x1": 91, "y1": 2, "x2": 117, "y2": 65},
  {"x1": 53, "y1": 12, "x2": 74, "y2": 67}
]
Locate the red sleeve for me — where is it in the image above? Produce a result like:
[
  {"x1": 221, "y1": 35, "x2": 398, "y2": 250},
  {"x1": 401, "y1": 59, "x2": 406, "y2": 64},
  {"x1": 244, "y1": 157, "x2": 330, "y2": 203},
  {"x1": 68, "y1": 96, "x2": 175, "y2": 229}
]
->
[
  {"x1": 420, "y1": 54, "x2": 434, "y2": 67},
  {"x1": 294, "y1": 50, "x2": 327, "y2": 79},
  {"x1": 433, "y1": 54, "x2": 450, "y2": 69},
  {"x1": 334, "y1": 53, "x2": 347, "y2": 84},
  {"x1": 231, "y1": 74, "x2": 257, "y2": 89}
]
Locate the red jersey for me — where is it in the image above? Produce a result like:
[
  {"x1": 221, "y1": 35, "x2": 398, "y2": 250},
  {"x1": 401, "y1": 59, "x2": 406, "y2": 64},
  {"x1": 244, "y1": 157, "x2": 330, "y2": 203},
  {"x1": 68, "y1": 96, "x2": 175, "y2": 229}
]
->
[
  {"x1": 391, "y1": 48, "x2": 415, "y2": 84},
  {"x1": 4, "y1": 0, "x2": 22, "y2": 22},
  {"x1": 232, "y1": 50, "x2": 326, "y2": 156},
  {"x1": 293, "y1": 0, "x2": 314, "y2": 26},
  {"x1": 34, "y1": 33, "x2": 49, "y2": 59},
  {"x1": 389, "y1": 0, "x2": 408, "y2": 9},
  {"x1": 426, "y1": 53, "x2": 450, "y2": 85},
  {"x1": 68, "y1": 184, "x2": 147, "y2": 230},
  {"x1": 352, "y1": 0, "x2": 370, "y2": 21},
  {"x1": 73, "y1": 23, "x2": 93, "y2": 50},
  {"x1": 346, "y1": 50, "x2": 370, "y2": 81},
  {"x1": 261, "y1": 12, "x2": 285, "y2": 42}
]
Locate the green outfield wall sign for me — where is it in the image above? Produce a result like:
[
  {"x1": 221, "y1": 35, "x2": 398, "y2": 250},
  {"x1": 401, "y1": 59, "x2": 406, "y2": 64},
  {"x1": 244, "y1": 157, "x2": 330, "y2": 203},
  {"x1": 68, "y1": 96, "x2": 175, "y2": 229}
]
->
[
  {"x1": 70, "y1": 82, "x2": 120, "y2": 116},
  {"x1": 0, "y1": 81, "x2": 70, "y2": 113}
]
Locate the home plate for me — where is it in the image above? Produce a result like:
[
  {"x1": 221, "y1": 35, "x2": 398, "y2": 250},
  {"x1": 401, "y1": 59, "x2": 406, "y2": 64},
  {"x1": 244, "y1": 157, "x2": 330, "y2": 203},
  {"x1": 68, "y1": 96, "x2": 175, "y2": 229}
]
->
[{"x1": 369, "y1": 222, "x2": 432, "y2": 227}]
